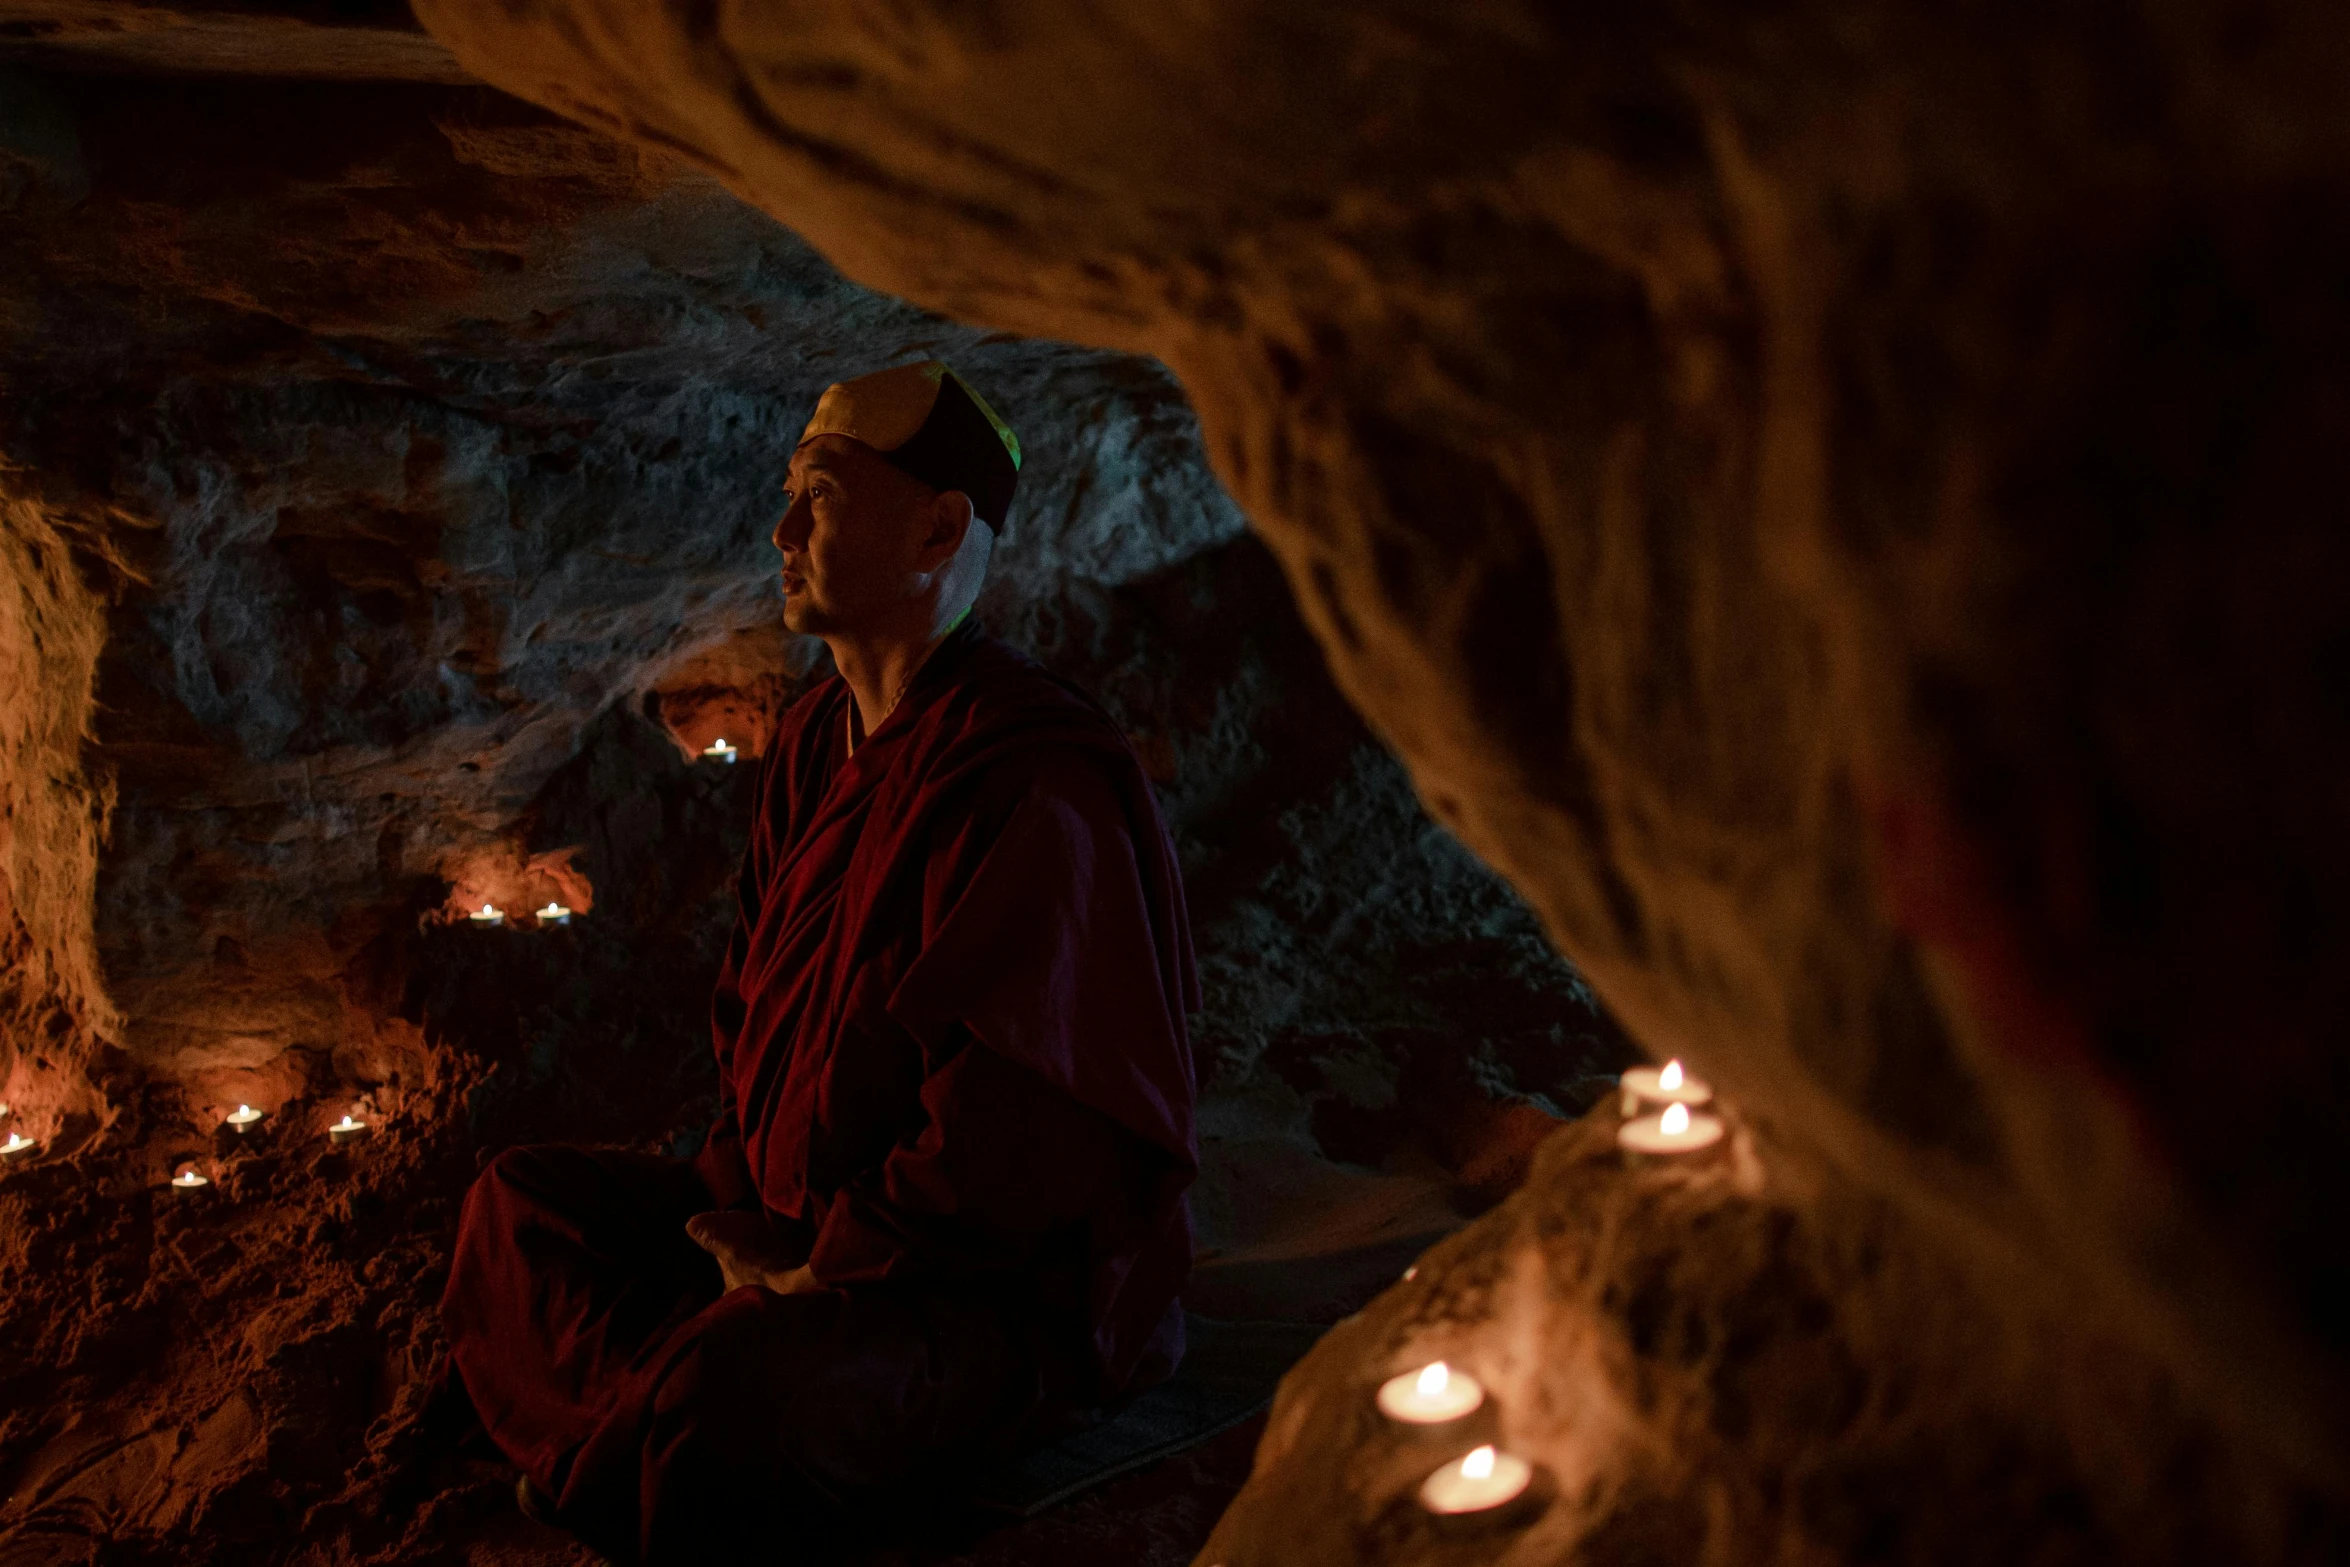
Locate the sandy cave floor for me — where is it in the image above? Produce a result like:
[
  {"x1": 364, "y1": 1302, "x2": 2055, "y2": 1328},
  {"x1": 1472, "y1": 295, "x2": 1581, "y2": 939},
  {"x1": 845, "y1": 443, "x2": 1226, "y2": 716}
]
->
[{"x1": 0, "y1": 1074, "x2": 1471, "y2": 1566}]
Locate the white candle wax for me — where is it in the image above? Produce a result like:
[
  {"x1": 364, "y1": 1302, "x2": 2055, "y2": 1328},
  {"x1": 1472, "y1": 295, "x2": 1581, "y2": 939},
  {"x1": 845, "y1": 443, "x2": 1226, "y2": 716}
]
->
[
  {"x1": 1619, "y1": 1057, "x2": 1714, "y2": 1116},
  {"x1": 1419, "y1": 1444, "x2": 1533, "y2": 1515},
  {"x1": 225, "y1": 1104, "x2": 264, "y2": 1132},
  {"x1": 1377, "y1": 1360, "x2": 1486, "y2": 1424},
  {"x1": 171, "y1": 1165, "x2": 209, "y2": 1190},
  {"x1": 1, "y1": 1131, "x2": 36, "y2": 1161},
  {"x1": 534, "y1": 902, "x2": 573, "y2": 925},
  {"x1": 329, "y1": 1115, "x2": 370, "y2": 1144},
  {"x1": 702, "y1": 738, "x2": 738, "y2": 763},
  {"x1": 1617, "y1": 1100, "x2": 1726, "y2": 1155},
  {"x1": 468, "y1": 904, "x2": 505, "y2": 926}
]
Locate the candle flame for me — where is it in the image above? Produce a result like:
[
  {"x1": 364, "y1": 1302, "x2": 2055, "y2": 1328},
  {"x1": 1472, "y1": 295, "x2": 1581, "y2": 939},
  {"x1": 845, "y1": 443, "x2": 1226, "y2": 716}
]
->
[
  {"x1": 1462, "y1": 1445, "x2": 1496, "y2": 1480},
  {"x1": 1659, "y1": 1058, "x2": 1684, "y2": 1091},
  {"x1": 1417, "y1": 1361, "x2": 1450, "y2": 1397},
  {"x1": 712, "y1": 738, "x2": 728, "y2": 749},
  {"x1": 1662, "y1": 1102, "x2": 1691, "y2": 1136},
  {"x1": 536, "y1": 903, "x2": 569, "y2": 919},
  {"x1": 237, "y1": 1104, "x2": 252, "y2": 1116}
]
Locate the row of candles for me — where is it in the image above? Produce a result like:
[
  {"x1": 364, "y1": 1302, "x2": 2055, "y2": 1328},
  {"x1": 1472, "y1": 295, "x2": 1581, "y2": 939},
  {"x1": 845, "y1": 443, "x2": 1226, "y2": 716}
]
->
[
  {"x1": 1357, "y1": 1057, "x2": 1730, "y2": 1522},
  {"x1": 1, "y1": 1099, "x2": 374, "y2": 1180}
]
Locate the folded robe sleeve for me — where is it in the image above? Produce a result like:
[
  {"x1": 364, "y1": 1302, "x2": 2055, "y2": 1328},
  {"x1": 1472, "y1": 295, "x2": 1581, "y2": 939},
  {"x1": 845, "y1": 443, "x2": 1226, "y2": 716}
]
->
[{"x1": 806, "y1": 750, "x2": 1192, "y2": 1287}]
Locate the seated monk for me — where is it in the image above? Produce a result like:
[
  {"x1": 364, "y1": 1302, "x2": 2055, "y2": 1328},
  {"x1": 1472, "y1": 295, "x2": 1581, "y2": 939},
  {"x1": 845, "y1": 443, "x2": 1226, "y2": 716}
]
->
[{"x1": 440, "y1": 361, "x2": 1200, "y2": 1564}]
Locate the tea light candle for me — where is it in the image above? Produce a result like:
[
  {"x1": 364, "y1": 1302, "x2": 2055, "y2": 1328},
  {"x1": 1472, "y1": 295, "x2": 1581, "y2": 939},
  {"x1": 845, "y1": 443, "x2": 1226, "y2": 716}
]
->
[
  {"x1": 1619, "y1": 1057, "x2": 1714, "y2": 1116},
  {"x1": 1419, "y1": 1444, "x2": 1532, "y2": 1515},
  {"x1": 328, "y1": 1114, "x2": 370, "y2": 1144},
  {"x1": 702, "y1": 738, "x2": 739, "y2": 764},
  {"x1": 170, "y1": 1163, "x2": 209, "y2": 1191},
  {"x1": 1617, "y1": 1099, "x2": 1726, "y2": 1155},
  {"x1": 225, "y1": 1104, "x2": 265, "y2": 1132},
  {"x1": 1377, "y1": 1360, "x2": 1485, "y2": 1424},
  {"x1": 468, "y1": 904, "x2": 505, "y2": 926},
  {"x1": 1, "y1": 1131, "x2": 35, "y2": 1161},
  {"x1": 534, "y1": 902, "x2": 573, "y2": 926}
]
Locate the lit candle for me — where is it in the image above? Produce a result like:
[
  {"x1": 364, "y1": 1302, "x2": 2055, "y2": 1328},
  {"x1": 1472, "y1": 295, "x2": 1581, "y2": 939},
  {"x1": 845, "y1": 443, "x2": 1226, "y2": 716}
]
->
[
  {"x1": 329, "y1": 1113, "x2": 370, "y2": 1144},
  {"x1": 534, "y1": 902, "x2": 573, "y2": 926},
  {"x1": 1619, "y1": 1057, "x2": 1714, "y2": 1117},
  {"x1": 468, "y1": 904, "x2": 505, "y2": 926},
  {"x1": 702, "y1": 738, "x2": 739, "y2": 764},
  {"x1": 1377, "y1": 1359, "x2": 1485, "y2": 1424},
  {"x1": 1, "y1": 1131, "x2": 36, "y2": 1161},
  {"x1": 1617, "y1": 1098, "x2": 1726, "y2": 1156},
  {"x1": 170, "y1": 1163, "x2": 209, "y2": 1190},
  {"x1": 225, "y1": 1104, "x2": 265, "y2": 1132},
  {"x1": 1419, "y1": 1444, "x2": 1533, "y2": 1515}
]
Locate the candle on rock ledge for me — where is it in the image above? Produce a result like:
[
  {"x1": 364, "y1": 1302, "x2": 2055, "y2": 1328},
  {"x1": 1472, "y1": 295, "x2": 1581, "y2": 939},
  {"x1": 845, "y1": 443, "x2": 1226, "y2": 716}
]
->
[
  {"x1": 1619, "y1": 1056, "x2": 1714, "y2": 1117},
  {"x1": 1, "y1": 1131, "x2": 35, "y2": 1162},
  {"x1": 702, "y1": 738, "x2": 739, "y2": 764},
  {"x1": 329, "y1": 1112, "x2": 370, "y2": 1145},
  {"x1": 534, "y1": 902, "x2": 573, "y2": 926},
  {"x1": 1420, "y1": 1444, "x2": 1532, "y2": 1515},
  {"x1": 1377, "y1": 1360, "x2": 1486, "y2": 1424},
  {"x1": 468, "y1": 904, "x2": 505, "y2": 927},
  {"x1": 225, "y1": 1104, "x2": 265, "y2": 1133},
  {"x1": 170, "y1": 1163, "x2": 209, "y2": 1191},
  {"x1": 1617, "y1": 1098, "x2": 1726, "y2": 1156}
]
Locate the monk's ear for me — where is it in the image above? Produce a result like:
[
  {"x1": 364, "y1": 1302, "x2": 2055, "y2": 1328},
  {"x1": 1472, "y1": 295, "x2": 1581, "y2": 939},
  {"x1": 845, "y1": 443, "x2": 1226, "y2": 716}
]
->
[{"x1": 917, "y1": 487, "x2": 975, "y2": 567}]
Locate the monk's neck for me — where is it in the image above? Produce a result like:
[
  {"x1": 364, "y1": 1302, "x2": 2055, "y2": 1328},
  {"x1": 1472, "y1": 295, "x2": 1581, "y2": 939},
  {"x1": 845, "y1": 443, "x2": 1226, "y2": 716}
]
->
[{"x1": 827, "y1": 608, "x2": 968, "y2": 751}]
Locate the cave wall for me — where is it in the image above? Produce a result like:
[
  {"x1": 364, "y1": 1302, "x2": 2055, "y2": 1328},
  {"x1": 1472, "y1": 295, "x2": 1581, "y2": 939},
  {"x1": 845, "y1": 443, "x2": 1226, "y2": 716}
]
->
[
  {"x1": 0, "y1": 483, "x2": 113, "y2": 1135},
  {"x1": 392, "y1": 0, "x2": 2350, "y2": 1556}
]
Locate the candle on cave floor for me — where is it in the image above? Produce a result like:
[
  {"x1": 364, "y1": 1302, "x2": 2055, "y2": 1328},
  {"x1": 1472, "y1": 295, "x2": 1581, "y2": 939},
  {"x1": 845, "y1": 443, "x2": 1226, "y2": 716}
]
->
[
  {"x1": 1617, "y1": 1098, "x2": 1726, "y2": 1156},
  {"x1": 329, "y1": 1112, "x2": 370, "y2": 1145},
  {"x1": 534, "y1": 902, "x2": 573, "y2": 926},
  {"x1": 1618, "y1": 1056, "x2": 1714, "y2": 1117},
  {"x1": 702, "y1": 738, "x2": 739, "y2": 764},
  {"x1": 170, "y1": 1163, "x2": 209, "y2": 1191},
  {"x1": 468, "y1": 904, "x2": 505, "y2": 926},
  {"x1": 1377, "y1": 1359, "x2": 1485, "y2": 1424},
  {"x1": 1419, "y1": 1444, "x2": 1533, "y2": 1515},
  {"x1": 225, "y1": 1104, "x2": 265, "y2": 1133},
  {"x1": 2, "y1": 1131, "x2": 36, "y2": 1162}
]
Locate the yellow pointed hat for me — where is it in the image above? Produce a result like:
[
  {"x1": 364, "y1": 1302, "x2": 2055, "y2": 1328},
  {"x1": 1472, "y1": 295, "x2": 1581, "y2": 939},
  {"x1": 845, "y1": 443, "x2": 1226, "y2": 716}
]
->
[{"x1": 798, "y1": 361, "x2": 1023, "y2": 525}]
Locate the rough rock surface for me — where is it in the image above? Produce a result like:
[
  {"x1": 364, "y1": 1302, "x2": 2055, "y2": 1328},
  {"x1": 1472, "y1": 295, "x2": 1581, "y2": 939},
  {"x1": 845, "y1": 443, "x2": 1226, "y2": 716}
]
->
[
  {"x1": 396, "y1": 0, "x2": 2350, "y2": 1561},
  {"x1": 0, "y1": 44, "x2": 1622, "y2": 1567}
]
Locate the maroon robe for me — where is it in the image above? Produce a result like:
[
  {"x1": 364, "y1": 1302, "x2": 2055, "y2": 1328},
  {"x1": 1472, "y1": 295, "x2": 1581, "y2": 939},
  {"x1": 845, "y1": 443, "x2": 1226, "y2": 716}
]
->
[{"x1": 442, "y1": 623, "x2": 1199, "y2": 1564}]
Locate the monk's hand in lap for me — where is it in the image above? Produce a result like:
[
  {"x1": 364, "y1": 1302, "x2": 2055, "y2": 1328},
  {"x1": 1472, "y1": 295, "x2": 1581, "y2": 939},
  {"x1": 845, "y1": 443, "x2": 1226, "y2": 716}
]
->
[{"x1": 685, "y1": 1211, "x2": 822, "y2": 1297}]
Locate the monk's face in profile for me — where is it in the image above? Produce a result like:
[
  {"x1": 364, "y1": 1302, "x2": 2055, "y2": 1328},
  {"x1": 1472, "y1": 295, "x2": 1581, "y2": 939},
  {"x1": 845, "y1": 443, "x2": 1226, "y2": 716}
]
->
[{"x1": 773, "y1": 435, "x2": 969, "y2": 637}]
